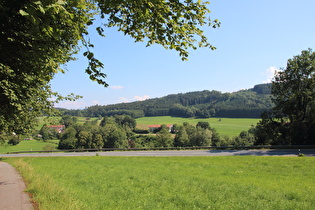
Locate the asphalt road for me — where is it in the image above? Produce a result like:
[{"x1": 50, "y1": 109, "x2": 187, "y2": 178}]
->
[{"x1": 1, "y1": 149, "x2": 315, "y2": 157}]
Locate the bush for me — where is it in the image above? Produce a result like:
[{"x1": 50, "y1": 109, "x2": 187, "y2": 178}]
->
[
  {"x1": 133, "y1": 128, "x2": 149, "y2": 134},
  {"x1": 43, "y1": 144, "x2": 56, "y2": 151},
  {"x1": 8, "y1": 137, "x2": 21, "y2": 145}
]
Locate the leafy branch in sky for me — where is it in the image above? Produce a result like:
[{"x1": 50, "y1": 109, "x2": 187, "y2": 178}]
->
[{"x1": 0, "y1": 0, "x2": 219, "y2": 133}]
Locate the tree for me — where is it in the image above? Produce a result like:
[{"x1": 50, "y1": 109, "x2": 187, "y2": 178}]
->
[
  {"x1": 0, "y1": 135, "x2": 5, "y2": 145},
  {"x1": 60, "y1": 116, "x2": 78, "y2": 128},
  {"x1": 156, "y1": 124, "x2": 174, "y2": 147},
  {"x1": 99, "y1": 116, "x2": 113, "y2": 127},
  {"x1": 0, "y1": 0, "x2": 85, "y2": 134},
  {"x1": 0, "y1": 0, "x2": 219, "y2": 134},
  {"x1": 91, "y1": 133, "x2": 104, "y2": 149},
  {"x1": 174, "y1": 125, "x2": 189, "y2": 147},
  {"x1": 196, "y1": 121, "x2": 211, "y2": 130},
  {"x1": 234, "y1": 129, "x2": 255, "y2": 147},
  {"x1": 256, "y1": 49, "x2": 315, "y2": 145},
  {"x1": 113, "y1": 115, "x2": 136, "y2": 130},
  {"x1": 58, "y1": 127, "x2": 77, "y2": 149},
  {"x1": 210, "y1": 128, "x2": 221, "y2": 146},
  {"x1": 192, "y1": 127, "x2": 212, "y2": 146},
  {"x1": 101, "y1": 124, "x2": 128, "y2": 148},
  {"x1": 39, "y1": 125, "x2": 51, "y2": 141},
  {"x1": 76, "y1": 130, "x2": 92, "y2": 149}
]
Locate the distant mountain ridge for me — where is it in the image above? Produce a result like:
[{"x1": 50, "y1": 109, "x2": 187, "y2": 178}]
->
[{"x1": 63, "y1": 83, "x2": 273, "y2": 118}]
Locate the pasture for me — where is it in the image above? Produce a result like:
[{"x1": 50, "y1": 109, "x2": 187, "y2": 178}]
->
[
  {"x1": 4, "y1": 156, "x2": 315, "y2": 210},
  {"x1": 136, "y1": 116, "x2": 260, "y2": 137},
  {"x1": 0, "y1": 140, "x2": 58, "y2": 154}
]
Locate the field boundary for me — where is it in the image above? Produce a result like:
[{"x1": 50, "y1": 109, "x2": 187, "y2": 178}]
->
[{"x1": 7, "y1": 145, "x2": 315, "y2": 154}]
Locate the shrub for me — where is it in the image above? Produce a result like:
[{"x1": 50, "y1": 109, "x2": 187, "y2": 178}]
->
[{"x1": 43, "y1": 144, "x2": 56, "y2": 151}]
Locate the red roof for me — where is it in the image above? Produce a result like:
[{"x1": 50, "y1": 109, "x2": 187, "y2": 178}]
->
[{"x1": 48, "y1": 125, "x2": 65, "y2": 128}]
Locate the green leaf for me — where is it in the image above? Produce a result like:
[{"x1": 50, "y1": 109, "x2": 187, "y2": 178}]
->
[{"x1": 19, "y1": 10, "x2": 29, "y2": 16}]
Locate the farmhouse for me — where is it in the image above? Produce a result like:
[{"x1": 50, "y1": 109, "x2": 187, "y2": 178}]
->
[
  {"x1": 48, "y1": 125, "x2": 65, "y2": 133},
  {"x1": 148, "y1": 124, "x2": 173, "y2": 133}
]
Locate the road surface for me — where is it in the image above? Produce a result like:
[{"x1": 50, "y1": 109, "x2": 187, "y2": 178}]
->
[
  {"x1": 1, "y1": 149, "x2": 315, "y2": 157},
  {"x1": 0, "y1": 162, "x2": 33, "y2": 210}
]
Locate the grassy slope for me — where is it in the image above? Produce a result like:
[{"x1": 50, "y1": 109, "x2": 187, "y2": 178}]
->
[
  {"x1": 136, "y1": 116, "x2": 260, "y2": 137},
  {"x1": 5, "y1": 156, "x2": 315, "y2": 210}
]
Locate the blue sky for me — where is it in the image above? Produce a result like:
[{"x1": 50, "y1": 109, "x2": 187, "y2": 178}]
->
[{"x1": 51, "y1": 0, "x2": 315, "y2": 109}]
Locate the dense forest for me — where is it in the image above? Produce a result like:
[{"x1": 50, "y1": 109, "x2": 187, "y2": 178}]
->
[{"x1": 62, "y1": 84, "x2": 273, "y2": 118}]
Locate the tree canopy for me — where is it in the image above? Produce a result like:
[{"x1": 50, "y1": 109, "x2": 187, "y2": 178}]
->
[
  {"x1": 0, "y1": 0, "x2": 219, "y2": 134},
  {"x1": 255, "y1": 49, "x2": 315, "y2": 145},
  {"x1": 62, "y1": 84, "x2": 273, "y2": 118}
]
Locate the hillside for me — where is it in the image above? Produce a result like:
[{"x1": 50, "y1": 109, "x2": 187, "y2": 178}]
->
[{"x1": 63, "y1": 83, "x2": 273, "y2": 118}]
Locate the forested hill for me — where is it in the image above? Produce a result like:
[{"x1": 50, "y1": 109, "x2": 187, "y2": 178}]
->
[{"x1": 63, "y1": 83, "x2": 273, "y2": 118}]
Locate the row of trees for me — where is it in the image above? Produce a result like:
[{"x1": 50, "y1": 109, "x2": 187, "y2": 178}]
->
[
  {"x1": 63, "y1": 84, "x2": 273, "y2": 118},
  {"x1": 57, "y1": 115, "x2": 136, "y2": 149},
  {"x1": 52, "y1": 114, "x2": 255, "y2": 149}
]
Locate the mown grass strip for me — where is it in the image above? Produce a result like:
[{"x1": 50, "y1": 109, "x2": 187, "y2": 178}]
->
[
  {"x1": 5, "y1": 156, "x2": 315, "y2": 210},
  {"x1": 0, "y1": 140, "x2": 58, "y2": 154}
]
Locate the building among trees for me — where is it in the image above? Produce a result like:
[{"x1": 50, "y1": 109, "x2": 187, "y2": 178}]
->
[
  {"x1": 148, "y1": 125, "x2": 173, "y2": 133},
  {"x1": 48, "y1": 125, "x2": 65, "y2": 133}
]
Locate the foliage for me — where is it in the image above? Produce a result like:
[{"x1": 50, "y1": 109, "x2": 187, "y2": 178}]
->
[
  {"x1": 98, "y1": 0, "x2": 220, "y2": 61},
  {"x1": 51, "y1": 115, "x2": 260, "y2": 149},
  {"x1": 65, "y1": 84, "x2": 273, "y2": 118},
  {"x1": 60, "y1": 115, "x2": 78, "y2": 128},
  {"x1": 256, "y1": 49, "x2": 315, "y2": 145},
  {"x1": 39, "y1": 125, "x2": 50, "y2": 141},
  {"x1": 101, "y1": 124, "x2": 127, "y2": 148},
  {"x1": 0, "y1": 0, "x2": 218, "y2": 134},
  {"x1": 0, "y1": 0, "x2": 85, "y2": 134},
  {"x1": 174, "y1": 125, "x2": 189, "y2": 147},
  {"x1": 233, "y1": 128, "x2": 255, "y2": 147},
  {"x1": 196, "y1": 121, "x2": 211, "y2": 129},
  {"x1": 58, "y1": 127, "x2": 77, "y2": 149},
  {"x1": 42, "y1": 144, "x2": 56, "y2": 151},
  {"x1": 6, "y1": 156, "x2": 315, "y2": 209},
  {"x1": 7, "y1": 136, "x2": 21, "y2": 145},
  {"x1": 113, "y1": 115, "x2": 136, "y2": 130},
  {"x1": 132, "y1": 135, "x2": 157, "y2": 148},
  {"x1": 0, "y1": 134, "x2": 5, "y2": 145},
  {"x1": 39, "y1": 125, "x2": 59, "y2": 141},
  {"x1": 155, "y1": 124, "x2": 173, "y2": 147},
  {"x1": 58, "y1": 115, "x2": 131, "y2": 149}
]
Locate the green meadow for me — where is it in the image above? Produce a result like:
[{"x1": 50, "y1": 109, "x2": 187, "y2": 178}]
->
[
  {"x1": 5, "y1": 156, "x2": 315, "y2": 210},
  {"x1": 136, "y1": 116, "x2": 260, "y2": 137},
  {"x1": 36, "y1": 116, "x2": 101, "y2": 128},
  {"x1": 0, "y1": 140, "x2": 58, "y2": 154}
]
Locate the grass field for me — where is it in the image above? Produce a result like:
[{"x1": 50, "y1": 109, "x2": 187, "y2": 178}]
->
[
  {"x1": 0, "y1": 140, "x2": 58, "y2": 154},
  {"x1": 136, "y1": 116, "x2": 260, "y2": 137},
  {"x1": 77, "y1": 117, "x2": 100, "y2": 124},
  {"x1": 35, "y1": 116, "x2": 61, "y2": 130},
  {"x1": 4, "y1": 156, "x2": 315, "y2": 210}
]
